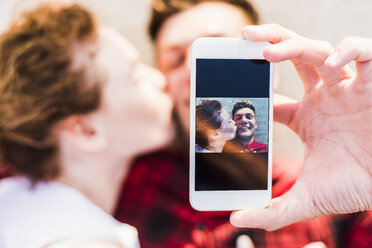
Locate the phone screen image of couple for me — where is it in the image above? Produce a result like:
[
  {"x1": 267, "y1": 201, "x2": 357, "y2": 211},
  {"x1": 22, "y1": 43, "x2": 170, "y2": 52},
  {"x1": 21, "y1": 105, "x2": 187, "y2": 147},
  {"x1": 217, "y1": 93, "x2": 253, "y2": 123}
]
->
[{"x1": 195, "y1": 59, "x2": 270, "y2": 191}]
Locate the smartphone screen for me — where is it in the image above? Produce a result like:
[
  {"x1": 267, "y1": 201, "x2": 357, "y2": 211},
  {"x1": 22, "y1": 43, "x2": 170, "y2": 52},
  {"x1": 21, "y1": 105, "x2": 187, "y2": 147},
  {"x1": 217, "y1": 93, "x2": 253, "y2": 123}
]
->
[{"x1": 195, "y1": 58, "x2": 270, "y2": 191}]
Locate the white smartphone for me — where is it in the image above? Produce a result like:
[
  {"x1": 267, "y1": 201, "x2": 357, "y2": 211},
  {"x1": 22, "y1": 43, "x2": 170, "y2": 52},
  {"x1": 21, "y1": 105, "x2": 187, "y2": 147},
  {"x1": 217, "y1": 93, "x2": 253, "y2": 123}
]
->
[{"x1": 189, "y1": 37, "x2": 273, "y2": 211}]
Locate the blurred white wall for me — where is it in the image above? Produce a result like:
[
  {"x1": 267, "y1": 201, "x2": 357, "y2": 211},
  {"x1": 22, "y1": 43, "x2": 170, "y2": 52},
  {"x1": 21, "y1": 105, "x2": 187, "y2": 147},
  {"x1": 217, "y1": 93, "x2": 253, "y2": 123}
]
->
[
  {"x1": 1, "y1": 0, "x2": 372, "y2": 160},
  {"x1": 0, "y1": 0, "x2": 154, "y2": 64}
]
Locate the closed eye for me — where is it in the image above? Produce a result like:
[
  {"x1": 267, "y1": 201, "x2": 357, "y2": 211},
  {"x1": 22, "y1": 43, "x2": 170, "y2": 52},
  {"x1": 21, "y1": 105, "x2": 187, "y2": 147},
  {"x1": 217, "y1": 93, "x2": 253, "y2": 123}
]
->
[{"x1": 234, "y1": 115, "x2": 242, "y2": 121}]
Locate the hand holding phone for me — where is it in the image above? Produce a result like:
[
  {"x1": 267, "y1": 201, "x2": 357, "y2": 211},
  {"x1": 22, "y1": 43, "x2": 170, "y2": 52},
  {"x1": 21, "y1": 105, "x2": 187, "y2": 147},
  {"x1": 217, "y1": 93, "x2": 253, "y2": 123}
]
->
[
  {"x1": 231, "y1": 24, "x2": 372, "y2": 231},
  {"x1": 189, "y1": 38, "x2": 273, "y2": 211}
]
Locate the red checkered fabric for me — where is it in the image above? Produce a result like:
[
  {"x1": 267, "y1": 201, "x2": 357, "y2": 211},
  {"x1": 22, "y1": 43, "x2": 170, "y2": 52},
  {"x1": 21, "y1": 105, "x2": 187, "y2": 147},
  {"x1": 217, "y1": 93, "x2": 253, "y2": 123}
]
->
[{"x1": 114, "y1": 150, "x2": 359, "y2": 248}]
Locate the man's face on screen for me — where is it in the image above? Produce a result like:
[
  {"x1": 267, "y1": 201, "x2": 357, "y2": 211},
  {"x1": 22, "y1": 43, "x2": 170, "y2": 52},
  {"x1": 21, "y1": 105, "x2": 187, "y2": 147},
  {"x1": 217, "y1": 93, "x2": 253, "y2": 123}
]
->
[{"x1": 234, "y1": 107, "x2": 257, "y2": 140}]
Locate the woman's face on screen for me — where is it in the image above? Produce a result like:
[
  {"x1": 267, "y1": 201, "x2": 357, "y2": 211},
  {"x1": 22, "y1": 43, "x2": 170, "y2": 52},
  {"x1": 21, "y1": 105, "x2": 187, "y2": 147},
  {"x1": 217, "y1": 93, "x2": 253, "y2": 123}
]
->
[{"x1": 217, "y1": 108, "x2": 236, "y2": 141}]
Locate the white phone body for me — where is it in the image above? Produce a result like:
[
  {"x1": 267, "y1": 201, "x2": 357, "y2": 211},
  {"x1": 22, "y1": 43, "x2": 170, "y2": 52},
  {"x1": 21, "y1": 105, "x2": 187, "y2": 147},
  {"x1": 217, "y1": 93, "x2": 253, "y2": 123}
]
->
[{"x1": 190, "y1": 37, "x2": 273, "y2": 211}]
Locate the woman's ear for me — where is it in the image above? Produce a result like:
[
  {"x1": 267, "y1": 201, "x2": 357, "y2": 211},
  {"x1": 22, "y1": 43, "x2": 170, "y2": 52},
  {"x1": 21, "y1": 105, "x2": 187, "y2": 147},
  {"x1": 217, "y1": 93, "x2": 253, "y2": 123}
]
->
[
  {"x1": 60, "y1": 115, "x2": 107, "y2": 152},
  {"x1": 208, "y1": 129, "x2": 219, "y2": 138}
]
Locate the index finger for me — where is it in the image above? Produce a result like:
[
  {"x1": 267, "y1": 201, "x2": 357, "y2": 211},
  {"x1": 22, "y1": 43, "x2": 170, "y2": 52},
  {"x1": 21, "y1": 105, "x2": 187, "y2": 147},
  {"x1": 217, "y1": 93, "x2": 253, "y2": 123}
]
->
[
  {"x1": 242, "y1": 24, "x2": 320, "y2": 88},
  {"x1": 242, "y1": 24, "x2": 302, "y2": 44},
  {"x1": 325, "y1": 37, "x2": 372, "y2": 83},
  {"x1": 265, "y1": 38, "x2": 352, "y2": 87}
]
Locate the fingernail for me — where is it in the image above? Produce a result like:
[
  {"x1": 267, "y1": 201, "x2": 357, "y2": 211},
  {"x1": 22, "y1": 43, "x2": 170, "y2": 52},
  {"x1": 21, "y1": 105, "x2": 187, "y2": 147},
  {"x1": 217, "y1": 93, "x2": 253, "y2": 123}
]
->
[
  {"x1": 324, "y1": 51, "x2": 339, "y2": 67},
  {"x1": 303, "y1": 241, "x2": 327, "y2": 248},
  {"x1": 236, "y1": 235, "x2": 254, "y2": 248},
  {"x1": 245, "y1": 25, "x2": 259, "y2": 31},
  {"x1": 315, "y1": 242, "x2": 326, "y2": 248},
  {"x1": 230, "y1": 211, "x2": 242, "y2": 225},
  {"x1": 242, "y1": 25, "x2": 259, "y2": 39}
]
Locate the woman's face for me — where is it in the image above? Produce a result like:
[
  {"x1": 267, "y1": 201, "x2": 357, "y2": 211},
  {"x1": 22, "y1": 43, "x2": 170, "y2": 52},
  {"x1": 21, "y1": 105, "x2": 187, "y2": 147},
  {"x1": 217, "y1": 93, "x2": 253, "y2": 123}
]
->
[
  {"x1": 92, "y1": 27, "x2": 173, "y2": 157},
  {"x1": 216, "y1": 109, "x2": 236, "y2": 141},
  {"x1": 156, "y1": 2, "x2": 253, "y2": 133}
]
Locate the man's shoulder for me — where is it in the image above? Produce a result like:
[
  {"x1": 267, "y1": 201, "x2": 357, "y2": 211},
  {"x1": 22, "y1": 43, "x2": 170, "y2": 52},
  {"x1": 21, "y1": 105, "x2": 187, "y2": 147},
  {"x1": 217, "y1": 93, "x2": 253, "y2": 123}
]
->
[
  {"x1": 253, "y1": 140, "x2": 268, "y2": 151},
  {"x1": 253, "y1": 140, "x2": 268, "y2": 147},
  {"x1": 222, "y1": 139, "x2": 243, "y2": 153},
  {"x1": 225, "y1": 138, "x2": 240, "y2": 146}
]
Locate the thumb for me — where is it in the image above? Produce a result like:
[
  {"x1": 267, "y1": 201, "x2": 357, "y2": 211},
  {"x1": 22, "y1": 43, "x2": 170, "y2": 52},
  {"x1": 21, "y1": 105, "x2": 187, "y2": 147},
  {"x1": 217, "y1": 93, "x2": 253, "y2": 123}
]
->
[
  {"x1": 236, "y1": 235, "x2": 255, "y2": 248},
  {"x1": 302, "y1": 242, "x2": 327, "y2": 248},
  {"x1": 273, "y1": 93, "x2": 298, "y2": 127},
  {"x1": 230, "y1": 182, "x2": 313, "y2": 231}
]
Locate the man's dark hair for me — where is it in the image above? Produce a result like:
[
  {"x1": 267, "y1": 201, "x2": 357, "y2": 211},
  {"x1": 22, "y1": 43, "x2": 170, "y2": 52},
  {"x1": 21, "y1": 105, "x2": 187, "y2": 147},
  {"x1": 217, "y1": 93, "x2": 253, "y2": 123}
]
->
[
  {"x1": 232, "y1": 100, "x2": 256, "y2": 118},
  {"x1": 196, "y1": 100, "x2": 223, "y2": 148},
  {"x1": 149, "y1": 0, "x2": 259, "y2": 41}
]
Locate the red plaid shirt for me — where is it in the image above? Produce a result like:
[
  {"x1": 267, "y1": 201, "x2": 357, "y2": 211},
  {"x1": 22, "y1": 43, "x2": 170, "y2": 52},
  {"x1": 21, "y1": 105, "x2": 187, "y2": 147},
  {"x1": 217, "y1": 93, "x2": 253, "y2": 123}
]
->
[
  {"x1": 339, "y1": 211, "x2": 372, "y2": 248},
  {"x1": 115, "y1": 150, "x2": 371, "y2": 248},
  {"x1": 223, "y1": 139, "x2": 268, "y2": 153},
  {"x1": 1, "y1": 154, "x2": 370, "y2": 247}
]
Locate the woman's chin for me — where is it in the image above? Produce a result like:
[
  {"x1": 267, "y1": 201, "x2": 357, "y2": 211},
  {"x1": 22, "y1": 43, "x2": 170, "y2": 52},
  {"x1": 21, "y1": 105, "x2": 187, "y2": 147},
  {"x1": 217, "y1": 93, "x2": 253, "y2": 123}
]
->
[{"x1": 228, "y1": 132, "x2": 236, "y2": 141}]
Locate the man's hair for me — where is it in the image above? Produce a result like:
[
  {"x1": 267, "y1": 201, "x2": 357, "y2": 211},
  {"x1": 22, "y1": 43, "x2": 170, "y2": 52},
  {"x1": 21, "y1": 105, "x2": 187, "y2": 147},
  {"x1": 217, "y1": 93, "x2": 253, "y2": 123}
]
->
[
  {"x1": 196, "y1": 100, "x2": 223, "y2": 148},
  {"x1": 149, "y1": 0, "x2": 259, "y2": 41},
  {"x1": 232, "y1": 100, "x2": 256, "y2": 118},
  {"x1": 0, "y1": 3, "x2": 101, "y2": 181}
]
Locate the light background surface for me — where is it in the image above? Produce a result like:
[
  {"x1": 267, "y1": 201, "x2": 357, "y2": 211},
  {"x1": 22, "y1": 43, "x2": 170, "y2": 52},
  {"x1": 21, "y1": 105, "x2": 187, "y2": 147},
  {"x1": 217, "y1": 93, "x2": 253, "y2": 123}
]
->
[{"x1": 1, "y1": 0, "x2": 372, "y2": 159}]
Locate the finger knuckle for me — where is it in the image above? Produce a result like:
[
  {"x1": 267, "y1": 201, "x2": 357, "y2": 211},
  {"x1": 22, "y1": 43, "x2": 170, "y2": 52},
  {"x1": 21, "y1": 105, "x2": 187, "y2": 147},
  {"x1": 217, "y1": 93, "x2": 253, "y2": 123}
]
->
[
  {"x1": 270, "y1": 23, "x2": 283, "y2": 31},
  {"x1": 318, "y1": 40, "x2": 334, "y2": 52},
  {"x1": 340, "y1": 36, "x2": 358, "y2": 47}
]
